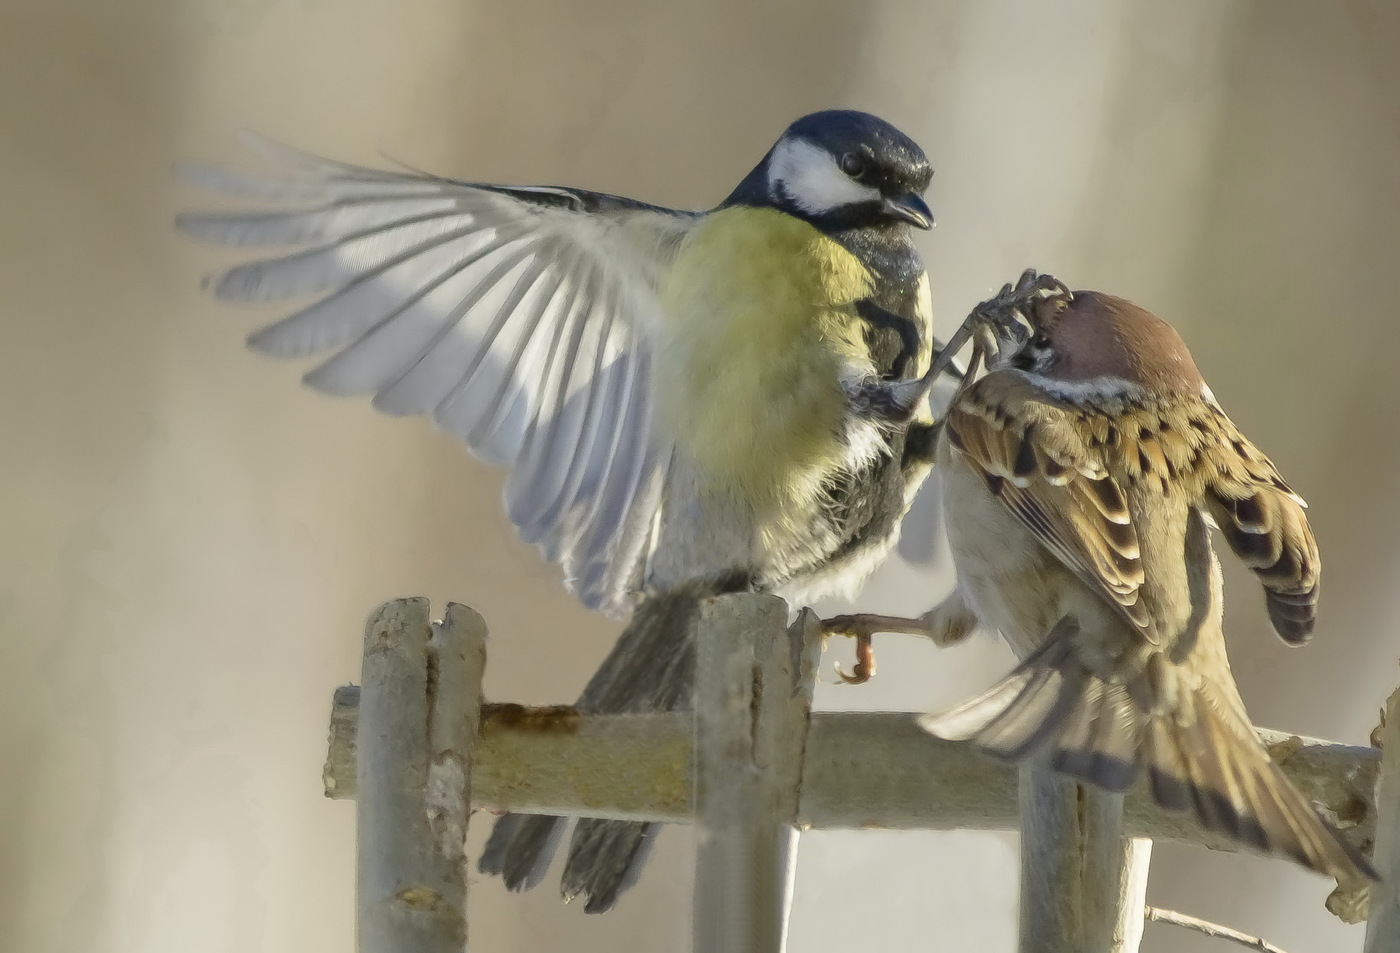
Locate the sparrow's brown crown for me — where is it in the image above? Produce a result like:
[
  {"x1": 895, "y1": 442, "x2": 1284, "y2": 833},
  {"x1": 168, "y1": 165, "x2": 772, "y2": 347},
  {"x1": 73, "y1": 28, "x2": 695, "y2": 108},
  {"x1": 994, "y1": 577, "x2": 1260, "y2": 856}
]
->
[{"x1": 1036, "y1": 291, "x2": 1203, "y2": 396}]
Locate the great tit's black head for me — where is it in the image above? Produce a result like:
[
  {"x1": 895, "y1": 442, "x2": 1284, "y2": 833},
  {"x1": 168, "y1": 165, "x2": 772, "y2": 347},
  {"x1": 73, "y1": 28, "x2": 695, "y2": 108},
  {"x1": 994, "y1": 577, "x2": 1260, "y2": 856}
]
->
[{"x1": 732, "y1": 110, "x2": 934, "y2": 232}]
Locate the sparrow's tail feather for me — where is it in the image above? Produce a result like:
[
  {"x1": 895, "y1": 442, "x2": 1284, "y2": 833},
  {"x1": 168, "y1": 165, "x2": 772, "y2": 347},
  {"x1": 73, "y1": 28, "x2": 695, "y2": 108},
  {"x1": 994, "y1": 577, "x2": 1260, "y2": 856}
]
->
[
  {"x1": 478, "y1": 586, "x2": 702, "y2": 911},
  {"x1": 920, "y1": 626, "x2": 1375, "y2": 883},
  {"x1": 1144, "y1": 686, "x2": 1376, "y2": 882}
]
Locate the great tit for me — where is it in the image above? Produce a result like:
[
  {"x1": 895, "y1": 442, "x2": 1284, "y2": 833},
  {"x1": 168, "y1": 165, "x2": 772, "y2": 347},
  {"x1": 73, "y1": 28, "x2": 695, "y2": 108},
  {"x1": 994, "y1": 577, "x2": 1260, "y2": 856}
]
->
[{"x1": 178, "y1": 109, "x2": 953, "y2": 912}]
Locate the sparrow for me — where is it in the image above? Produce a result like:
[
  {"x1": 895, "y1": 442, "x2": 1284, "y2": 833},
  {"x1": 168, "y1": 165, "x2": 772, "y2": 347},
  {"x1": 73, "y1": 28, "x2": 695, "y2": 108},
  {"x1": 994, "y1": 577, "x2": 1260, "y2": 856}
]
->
[
  {"x1": 177, "y1": 110, "x2": 959, "y2": 912},
  {"x1": 837, "y1": 273, "x2": 1374, "y2": 883}
]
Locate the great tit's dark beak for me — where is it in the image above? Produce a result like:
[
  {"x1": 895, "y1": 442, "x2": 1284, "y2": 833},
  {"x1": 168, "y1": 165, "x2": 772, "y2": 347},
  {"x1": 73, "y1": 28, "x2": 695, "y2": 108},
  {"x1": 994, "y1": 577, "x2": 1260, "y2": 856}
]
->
[{"x1": 882, "y1": 192, "x2": 934, "y2": 230}]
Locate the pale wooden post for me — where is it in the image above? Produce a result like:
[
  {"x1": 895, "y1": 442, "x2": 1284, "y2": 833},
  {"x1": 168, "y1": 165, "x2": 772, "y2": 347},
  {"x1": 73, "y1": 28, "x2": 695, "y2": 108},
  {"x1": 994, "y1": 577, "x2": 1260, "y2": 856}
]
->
[
  {"x1": 1365, "y1": 682, "x2": 1400, "y2": 953},
  {"x1": 692, "y1": 594, "x2": 822, "y2": 953},
  {"x1": 1112, "y1": 839, "x2": 1152, "y2": 953},
  {"x1": 755, "y1": 606, "x2": 823, "y2": 951},
  {"x1": 324, "y1": 599, "x2": 1389, "y2": 953},
  {"x1": 355, "y1": 598, "x2": 486, "y2": 953},
  {"x1": 1018, "y1": 770, "x2": 1131, "y2": 953}
]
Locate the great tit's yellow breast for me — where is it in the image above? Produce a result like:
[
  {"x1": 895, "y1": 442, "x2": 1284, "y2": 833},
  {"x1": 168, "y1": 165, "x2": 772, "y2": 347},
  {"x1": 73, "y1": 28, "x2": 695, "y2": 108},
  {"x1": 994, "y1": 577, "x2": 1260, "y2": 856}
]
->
[{"x1": 658, "y1": 206, "x2": 873, "y2": 517}]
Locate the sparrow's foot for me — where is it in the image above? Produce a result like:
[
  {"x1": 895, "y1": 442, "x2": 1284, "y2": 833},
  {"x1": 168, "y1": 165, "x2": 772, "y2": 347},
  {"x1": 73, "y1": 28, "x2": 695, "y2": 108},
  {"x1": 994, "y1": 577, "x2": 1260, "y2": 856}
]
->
[
  {"x1": 821, "y1": 614, "x2": 897, "y2": 684},
  {"x1": 838, "y1": 632, "x2": 875, "y2": 685},
  {"x1": 823, "y1": 598, "x2": 978, "y2": 683},
  {"x1": 823, "y1": 612, "x2": 957, "y2": 683}
]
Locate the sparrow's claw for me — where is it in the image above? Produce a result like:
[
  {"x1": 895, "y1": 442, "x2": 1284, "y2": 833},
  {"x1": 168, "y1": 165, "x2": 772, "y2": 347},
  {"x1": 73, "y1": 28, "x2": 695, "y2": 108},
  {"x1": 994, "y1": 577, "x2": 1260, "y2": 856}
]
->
[
  {"x1": 837, "y1": 633, "x2": 876, "y2": 685},
  {"x1": 821, "y1": 614, "x2": 890, "y2": 684},
  {"x1": 824, "y1": 612, "x2": 961, "y2": 683}
]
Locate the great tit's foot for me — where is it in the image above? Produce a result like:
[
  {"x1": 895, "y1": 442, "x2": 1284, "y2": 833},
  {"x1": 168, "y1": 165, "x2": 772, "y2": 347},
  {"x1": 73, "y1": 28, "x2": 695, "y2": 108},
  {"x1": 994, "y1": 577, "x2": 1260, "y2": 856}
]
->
[
  {"x1": 919, "y1": 271, "x2": 1075, "y2": 397},
  {"x1": 1004, "y1": 267, "x2": 1070, "y2": 306},
  {"x1": 976, "y1": 269, "x2": 1072, "y2": 351}
]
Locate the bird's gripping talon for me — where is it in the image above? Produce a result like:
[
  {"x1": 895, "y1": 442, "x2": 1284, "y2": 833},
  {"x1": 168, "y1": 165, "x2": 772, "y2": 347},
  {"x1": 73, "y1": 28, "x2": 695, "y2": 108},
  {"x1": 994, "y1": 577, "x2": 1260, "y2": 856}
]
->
[
  {"x1": 927, "y1": 270, "x2": 1075, "y2": 389},
  {"x1": 822, "y1": 612, "x2": 951, "y2": 683},
  {"x1": 965, "y1": 269, "x2": 1075, "y2": 365},
  {"x1": 989, "y1": 269, "x2": 1072, "y2": 326},
  {"x1": 838, "y1": 633, "x2": 876, "y2": 685}
]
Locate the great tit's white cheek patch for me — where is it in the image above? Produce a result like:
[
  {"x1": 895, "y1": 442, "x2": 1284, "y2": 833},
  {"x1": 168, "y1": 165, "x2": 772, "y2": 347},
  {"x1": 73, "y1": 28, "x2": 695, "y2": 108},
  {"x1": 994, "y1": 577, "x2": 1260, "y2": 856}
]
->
[{"x1": 767, "y1": 138, "x2": 880, "y2": 215}]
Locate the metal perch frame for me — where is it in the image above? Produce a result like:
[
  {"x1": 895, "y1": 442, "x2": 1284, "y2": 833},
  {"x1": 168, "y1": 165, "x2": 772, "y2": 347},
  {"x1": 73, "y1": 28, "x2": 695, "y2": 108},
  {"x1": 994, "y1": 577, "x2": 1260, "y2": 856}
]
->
[{"x1": 327, "y1": 596, "x2": 1398, "y2": 953}]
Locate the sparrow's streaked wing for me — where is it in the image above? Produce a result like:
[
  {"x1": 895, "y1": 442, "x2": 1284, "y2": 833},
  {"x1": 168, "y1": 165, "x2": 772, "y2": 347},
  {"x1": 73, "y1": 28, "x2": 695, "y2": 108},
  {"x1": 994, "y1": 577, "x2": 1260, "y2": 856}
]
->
[
  {"x1": 179, "y1": 133, "x2": 701, "y2": 615},
  {"x1": 944, "y1": 372, "x2": 1152, "y2": 638},
  {"x1": 1194, "y1": 401, "x2": 1319, "y2": 644},
  {"x1": 947, "y1": 371, "x2": 1320, "y2": 648}
]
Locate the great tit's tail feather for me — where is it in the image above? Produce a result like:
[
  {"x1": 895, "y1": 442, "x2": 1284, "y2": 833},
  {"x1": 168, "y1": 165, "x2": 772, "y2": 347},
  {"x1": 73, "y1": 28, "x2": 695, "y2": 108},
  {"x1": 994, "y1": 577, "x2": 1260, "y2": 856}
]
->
[
  {"x1": 561, "y1": 820, "x2": 662, "y2": 913},
  {"x1": 478, "y1": 587, "x2": 703, "y2": 910},
  {"x1": 478, "y1": 815, "x2": 567, "y2": 892}
]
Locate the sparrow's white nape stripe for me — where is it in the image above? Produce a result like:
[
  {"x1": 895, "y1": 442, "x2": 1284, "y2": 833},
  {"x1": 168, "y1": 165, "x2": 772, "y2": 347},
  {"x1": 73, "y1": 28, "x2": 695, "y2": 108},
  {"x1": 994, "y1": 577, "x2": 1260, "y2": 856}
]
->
[
  {"x1": 1020, "y1": 372, "x2": 1147, "y2": 405},
  {"x1": 766, "y1": 137, "x2": 880, "y2": 215}
]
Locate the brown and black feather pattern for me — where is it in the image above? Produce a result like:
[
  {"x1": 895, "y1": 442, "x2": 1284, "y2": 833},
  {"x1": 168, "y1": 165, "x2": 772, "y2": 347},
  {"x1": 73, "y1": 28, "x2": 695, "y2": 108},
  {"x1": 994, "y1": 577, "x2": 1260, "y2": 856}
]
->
[{"x1": 925, "y1": 373, "x2": 1369, "y2": 882}]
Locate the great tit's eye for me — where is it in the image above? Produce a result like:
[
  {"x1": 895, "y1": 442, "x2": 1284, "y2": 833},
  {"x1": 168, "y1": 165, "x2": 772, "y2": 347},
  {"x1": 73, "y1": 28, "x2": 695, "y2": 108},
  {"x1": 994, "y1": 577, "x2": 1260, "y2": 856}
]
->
[
  {"x1": 1030, "y1": 331, "x2": 1051, "y2": 349},
  {"x1": 839, "y1": 152, "x2": 866, "y2": 178}
]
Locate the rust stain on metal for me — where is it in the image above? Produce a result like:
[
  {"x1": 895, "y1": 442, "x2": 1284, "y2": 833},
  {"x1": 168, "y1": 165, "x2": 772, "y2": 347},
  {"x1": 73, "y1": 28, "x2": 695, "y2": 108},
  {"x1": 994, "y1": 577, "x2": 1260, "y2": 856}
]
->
[{"x1": 483, "y1": 703, "x2": 583, "y2": 732}]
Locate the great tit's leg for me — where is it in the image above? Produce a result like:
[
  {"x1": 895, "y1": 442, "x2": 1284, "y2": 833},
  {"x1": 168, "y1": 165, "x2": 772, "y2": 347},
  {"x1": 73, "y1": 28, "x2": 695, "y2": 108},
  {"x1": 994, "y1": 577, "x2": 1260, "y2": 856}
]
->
[
  {"x1": 848, "y1": 336, "x2": 981, "y2": 426},
  {"x1": 980, "y1": 269, "x2": 1071, "y2": 345},
  {"x1": 855, "y1": 299, "x2": 922, "y2": 380},
  {"x1": 849, "y1": 271, "x2": 1073, "y2": 427},
  {"x1": 823, "y1": 594, "x2": 977, "y2": 684},
  {"x1": 926, "y1": 269, "x2": 1071, "y2": 391}
]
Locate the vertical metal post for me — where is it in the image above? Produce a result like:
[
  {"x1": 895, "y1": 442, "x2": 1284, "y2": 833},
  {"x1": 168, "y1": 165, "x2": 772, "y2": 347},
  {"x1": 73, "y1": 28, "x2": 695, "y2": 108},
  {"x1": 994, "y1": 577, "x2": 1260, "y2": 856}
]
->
[
  {"x1": 692, "y1": 595, "x2": 822, "y2": 953},
  {"x1": 356, "y1": 598, "x2": 486, "y2": 953},
  {"x1": 1365, "y1": 683, "x2": 1400, "y2": 953},
  {"x1": 1111, "y1": 839, "x2": 1152, "y2": 953},
  {"x1": 1018, "y1": 766, "x2": 1139, "y2": 953}
]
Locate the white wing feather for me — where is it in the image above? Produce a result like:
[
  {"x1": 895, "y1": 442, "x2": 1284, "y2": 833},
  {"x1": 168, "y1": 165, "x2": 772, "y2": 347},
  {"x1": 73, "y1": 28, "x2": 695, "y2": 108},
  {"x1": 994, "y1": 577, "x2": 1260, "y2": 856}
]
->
[{"x1": 179, "y1": 133, "x2": 697, "y2": 615}]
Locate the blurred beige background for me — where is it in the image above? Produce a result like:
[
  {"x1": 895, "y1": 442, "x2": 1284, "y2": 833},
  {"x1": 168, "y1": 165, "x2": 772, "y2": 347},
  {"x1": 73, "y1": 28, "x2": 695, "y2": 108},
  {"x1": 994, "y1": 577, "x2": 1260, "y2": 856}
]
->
[{"x1": 4, "y1": 1, "x2": 1400, "y2": 951}]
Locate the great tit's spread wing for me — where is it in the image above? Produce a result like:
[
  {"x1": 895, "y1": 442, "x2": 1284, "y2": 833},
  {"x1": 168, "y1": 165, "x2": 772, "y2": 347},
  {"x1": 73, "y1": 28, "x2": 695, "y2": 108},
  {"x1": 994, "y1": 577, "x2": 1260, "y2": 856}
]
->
[{"x1": 179, "y1": 133, "x2": 700, "y2": 615}]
